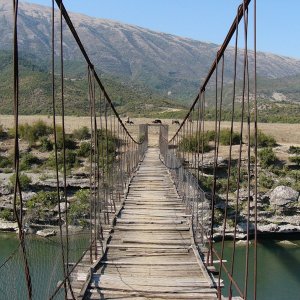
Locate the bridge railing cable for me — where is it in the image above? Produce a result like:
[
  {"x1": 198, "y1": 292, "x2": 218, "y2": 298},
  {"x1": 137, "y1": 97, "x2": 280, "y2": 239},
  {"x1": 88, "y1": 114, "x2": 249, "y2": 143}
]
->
[{"x1": 160, "y1": 1, "x2": 257, "y2": 299}]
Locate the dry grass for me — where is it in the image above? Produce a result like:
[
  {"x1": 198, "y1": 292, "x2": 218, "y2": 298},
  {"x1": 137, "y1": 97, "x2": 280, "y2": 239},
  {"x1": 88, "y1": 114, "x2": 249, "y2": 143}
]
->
[{"x1": 1, "y1": 115, "x2": 299, "y2": 147}]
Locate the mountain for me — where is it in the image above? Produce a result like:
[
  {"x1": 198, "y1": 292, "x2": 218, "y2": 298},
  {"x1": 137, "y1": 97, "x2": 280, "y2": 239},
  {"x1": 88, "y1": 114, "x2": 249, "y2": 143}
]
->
[
  {"x1": 0, "y1": 50, "x2": 183, "y2": 115},
  {"x1": 1, "y1": 0, "x2": 300, "y2": 103}
]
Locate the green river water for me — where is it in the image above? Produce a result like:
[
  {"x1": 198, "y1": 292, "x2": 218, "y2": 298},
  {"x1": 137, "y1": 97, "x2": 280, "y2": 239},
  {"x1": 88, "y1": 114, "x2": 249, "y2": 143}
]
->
[{"x1": 0, "y1": 234, "x2": 300, "y2": 300}]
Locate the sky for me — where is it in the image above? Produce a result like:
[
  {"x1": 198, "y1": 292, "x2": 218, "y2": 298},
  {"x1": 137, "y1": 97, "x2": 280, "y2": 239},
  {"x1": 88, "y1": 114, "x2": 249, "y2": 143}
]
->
[{"x1": 22, "y1": 0, "x2": 300, "y2": 59}]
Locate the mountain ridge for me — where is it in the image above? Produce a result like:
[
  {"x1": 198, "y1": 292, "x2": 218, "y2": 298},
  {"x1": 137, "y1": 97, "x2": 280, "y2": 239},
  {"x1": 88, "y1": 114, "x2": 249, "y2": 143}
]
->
[{"x1": 1, "y1": 0, "x2": 300, "y2": 102}]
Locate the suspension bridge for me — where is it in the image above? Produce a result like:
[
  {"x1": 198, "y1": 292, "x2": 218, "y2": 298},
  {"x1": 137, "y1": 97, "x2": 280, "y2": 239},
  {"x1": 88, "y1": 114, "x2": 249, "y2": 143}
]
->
[{"x1": 0, "y1": 0, "x2": 261, "y2": 299}]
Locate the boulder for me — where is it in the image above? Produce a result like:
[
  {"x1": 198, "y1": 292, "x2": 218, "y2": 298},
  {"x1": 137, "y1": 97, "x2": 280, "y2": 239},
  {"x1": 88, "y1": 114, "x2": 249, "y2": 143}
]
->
[
  {"x1": 36, "y1": 229, "x2": 56, "y2": 237},
  {"x1": 257, "y1": 223, "x2": 279, "y2": 232},
  {"x1": 237, "y1": 222, "x2": 255, "y2": 233},
  {"x1": 0, "y1": 185, "x2": 11, "y2": 196},
  {"x1": 53, "y1": 202, "x2": 69, "y2": 213},
  {"x1": 278, "y1": 224, "x2": 300, "y2": 233},
  {"x1": 269, "y1": 186, "x2": 299, "y2": 206},
  {"x1": 22, "y1": 192, "x2": 37, "y2": 202},
  {"x1": 0, "y1": 220, "x2": 18, "y2": 231},
  {"x1": 277, "y1": 240, "x2": 298, "y2": 247}
]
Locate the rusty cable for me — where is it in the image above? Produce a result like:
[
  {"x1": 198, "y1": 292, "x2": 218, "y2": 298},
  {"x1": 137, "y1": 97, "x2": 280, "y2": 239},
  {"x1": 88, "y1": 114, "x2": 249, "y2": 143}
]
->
[{"x1": 12, "y1": 0, "x2": 32, "y2": 298}]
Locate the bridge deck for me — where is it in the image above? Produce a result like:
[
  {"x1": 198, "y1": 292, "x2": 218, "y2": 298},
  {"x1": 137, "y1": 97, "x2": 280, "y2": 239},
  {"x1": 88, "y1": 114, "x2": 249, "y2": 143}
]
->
[{"x1": 85, "y1": 148, "x2": 217, "y2": 299}]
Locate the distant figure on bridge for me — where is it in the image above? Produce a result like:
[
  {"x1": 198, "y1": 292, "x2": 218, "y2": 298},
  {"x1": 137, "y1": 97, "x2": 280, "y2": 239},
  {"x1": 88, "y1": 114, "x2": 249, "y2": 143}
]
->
[
  {"x1": 152, "y1": 119, "x2": 162, "y2": 124},
  {"x1": 172, "y1": 120, "x2": 180, "y2": 125},
  {"x1": 125, "y1": 117, "x2": 134, "y2": 125}
]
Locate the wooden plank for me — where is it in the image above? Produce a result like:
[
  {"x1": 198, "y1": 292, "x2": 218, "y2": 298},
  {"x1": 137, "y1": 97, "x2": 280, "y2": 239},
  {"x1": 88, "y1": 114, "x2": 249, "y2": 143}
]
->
[{"x1": 83, "y1": 148, "x2": 217, "y2": 299}]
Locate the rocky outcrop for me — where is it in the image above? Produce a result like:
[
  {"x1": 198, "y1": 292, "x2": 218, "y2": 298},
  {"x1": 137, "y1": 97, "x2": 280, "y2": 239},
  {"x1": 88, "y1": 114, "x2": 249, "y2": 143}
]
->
[
  {"x1": 269, "y1": 186, "x2": 299, "y2": 206},
  {"x1": 0, "y1": 220, "x2": 18, "y2": 231},
  {"x1": 36, "y1": 229, "x2": 56, "y2": 237},
  {"x1": 53, "y1": 202, "x2": 70, "y2": 213}
]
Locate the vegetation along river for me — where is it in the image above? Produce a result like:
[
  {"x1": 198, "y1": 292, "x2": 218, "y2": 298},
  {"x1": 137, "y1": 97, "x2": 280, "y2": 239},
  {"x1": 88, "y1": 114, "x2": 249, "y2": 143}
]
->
[{"x1": 0, "y1": 234, "x2": 300, "y2": 299}]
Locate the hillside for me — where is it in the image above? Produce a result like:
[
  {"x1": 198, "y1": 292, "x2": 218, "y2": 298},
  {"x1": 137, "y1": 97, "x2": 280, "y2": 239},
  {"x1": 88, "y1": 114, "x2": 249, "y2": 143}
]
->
[
  {"x1": 0, "y1": 50, "x2": 183, "y2": 115},
  {"x1": 1, "y1": 0, "x2": 300, "y2": 103}
]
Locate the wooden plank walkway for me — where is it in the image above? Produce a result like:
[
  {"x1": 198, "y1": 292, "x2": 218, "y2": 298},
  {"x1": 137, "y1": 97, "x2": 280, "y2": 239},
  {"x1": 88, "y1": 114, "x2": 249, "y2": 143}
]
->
[{"x1": 85, "y1": 148, "x2": 218, "y2": 299}]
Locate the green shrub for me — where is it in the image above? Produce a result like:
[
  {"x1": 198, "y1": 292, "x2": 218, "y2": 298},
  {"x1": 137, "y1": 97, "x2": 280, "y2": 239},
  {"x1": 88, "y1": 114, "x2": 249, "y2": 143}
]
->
[
  {"x1": 259, "y1": 173, "x2": 274, "y2": 189},
  {"x1": 26, "y1": 191, "x2": 58, "y2": 209},
  {"x1": 0, "y1": 125, "x2": 8, "y2": 140},
  {"x1": 56, "y1": 126, "x2": 77, "y2": 150},
  {"x1": 47, "y1": 149, "x2": 79, "y2": 171},
  {"x1": 289, "y1": 156, "x2": 300, "y2": 166},
  {"x1": 288, "y1": 146, "x2": 300, "y2": 155},
  {"x1": 20, "y1": 153, "x2": 40, "y2": 171},
  {"x1": 179, "y1": 135, "x2": 210, "y2": 153},
  {"x1": 9, "y1": 173, "x2": 32, "y2": 190},
  {"x1": 77, "y1": 142, "x2": 91, "y2": 157},
  {"x1": 72, "y1": 126, "x2": 90, "y2": 140},
  {"x1": 0, "y1": 155, "x2": 13, "y2": 168},
  {"x1": 250, "y1": 131, "x2": 276, "y2": 148},
  {"x1": 179, "y1": 129, "x2": 240, "y2": 152},
  {"x1": 39, "y1": 137, "x2": 53, "y2": 152},
  {"x1": 0, "y1": 209, "x2": 15, "y2": 221},
  {"x1": 69, "y1": 189, "x2": 90, "y2": 224},
  {"x1": 18, "y1": 120, "x2": 52, "y2": 145},
  {"x1": 219, "y1": 129, "x2": 241, "y2": 146},
  {"x1": 258, "y1": 148, "x2": 277, "y2": 168},
  {"x1": 98, "y1": 129, "x2": 119, "y2": 168}
]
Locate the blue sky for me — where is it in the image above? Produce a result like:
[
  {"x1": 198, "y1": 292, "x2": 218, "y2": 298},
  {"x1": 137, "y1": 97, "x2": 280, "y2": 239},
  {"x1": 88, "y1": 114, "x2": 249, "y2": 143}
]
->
[{"x1": 22, "y1": 0, "x2": 300, "y2": 59}]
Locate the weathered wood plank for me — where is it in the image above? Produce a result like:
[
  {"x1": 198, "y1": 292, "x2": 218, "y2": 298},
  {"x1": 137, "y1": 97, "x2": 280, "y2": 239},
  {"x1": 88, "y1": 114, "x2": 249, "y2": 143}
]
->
[{"x1": 83, "y1": 148, "x2": 217, "y2": 299}]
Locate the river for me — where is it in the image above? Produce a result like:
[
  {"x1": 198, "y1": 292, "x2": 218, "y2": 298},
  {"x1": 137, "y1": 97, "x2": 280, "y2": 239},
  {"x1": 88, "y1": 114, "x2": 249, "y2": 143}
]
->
[
  {"x1": 0, "y1": 234, "x2": 300, "y2": 299},
  {"x1": 215, "y1": 238, "x2": 300, "y2": 300}
]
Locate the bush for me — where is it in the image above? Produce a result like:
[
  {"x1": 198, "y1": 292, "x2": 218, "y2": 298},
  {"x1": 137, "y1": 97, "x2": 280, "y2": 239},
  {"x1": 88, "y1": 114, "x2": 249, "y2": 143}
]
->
[
  {"x1": 56, "y1": 126, "x2": 77, "y2": 150},
  {"x1": 250, "y1": 131, "x2": 276, "y2": 148},
  {"x1": 219, "y1": 129, "x2": 241, "y2": 146},
  {"x1": 39, "y1": 137, "x2": 53, "y2": 152},
  {"x1": 9, "y1": 173, "x2": 32, "y2": 190},
  {"x1": 69, "y1": 189, "x2": 90, "y2": 224},
  {"x1": 19, "y1": 121, "x2": 52, "y2": 145},
  {"x1": 179, "y1": 129, "x2": 240, "y2": 152},
  {"x1": 258, "y1": 148, "x2": 277, "y2": 168},
  {"x1": 47, "y1": 149, "x2": 79, "y2": 171},
  {"x1": 20, "y1": 153, "x2": 40, "y2": 171},
  {"x1": 0, "y1": 209, "x2": 15, "y2": 221},
  {"x1": 179, "y1": 134, "x2": 210, "y2": 153},
  {"x1": 288, "y1": 146, "x2": 300, "y2": 155},
  {"x1": 72, "y1": 126, "x2": 90, "y2": 140},
  {"x1": 0, "y1": 125, "x2": 8, "y2": 140},
  {"x1": 77, "y1": 142, "x2": 91, "y2": 157},
  {"x1": 289, "y1": 156, "x2": 300, "y2": 166},
  {"x1": 259, "y1": 173, "x2": 274, "y2": 189},
  {"x1": 26, "y1": 191, "x2": 58, "y2": 209},
  {"x1": 98, "y1": 130, "x2": 119, "y2": 168},
  {"x1": 0, "y1": 155, "x2": 13, "y2": 168}
]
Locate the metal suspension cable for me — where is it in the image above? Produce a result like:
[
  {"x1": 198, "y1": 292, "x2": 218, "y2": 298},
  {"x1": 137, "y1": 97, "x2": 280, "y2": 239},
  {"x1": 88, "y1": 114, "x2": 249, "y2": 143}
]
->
[
  {"x1": 217, "y1": 7, "x2": 240, "y2": 299},
  {"x1": 12, "y1": 1, "x2": 32, "y2": 298},
  {"x1": 51, "y1": 0, "x2": 68, "y2": 297},
  {"x1": 169, "y1": 0, "x2": 251, "y2": 142},
  {"x1": 253, "y1": 1, "x2": 258, "y2": 298},
  {"x1": 54, "y1": 0, "x2": 141, "y2": 145}
]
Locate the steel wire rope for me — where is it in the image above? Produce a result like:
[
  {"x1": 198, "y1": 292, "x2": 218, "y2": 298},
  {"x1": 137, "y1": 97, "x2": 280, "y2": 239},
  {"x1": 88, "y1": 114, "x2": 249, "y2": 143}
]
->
[
  {"x1": 228, "y1": 3, "x2": 249, "y2": 298},
  {"x1": 253, "y1": 0, "x2": 258, "y2": 298},
  {"x1": 169, "y1": 0, "x2": 251, "y2": 144},
  {"x1": 59, "y1": 2, "x2": 75, "y2": 298},
  {"x1": 12, "y1": 0, "x2": 33, "y2": 298},
  {"x1": 54, "y1": 0, "x2": 142, "y2": 146},
  {"x1": 243, "y1": 2, "x2": 252, "y2": 298},
  {"x1": 217, "y1": 6, "x2": 240, "y2": 299}
]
